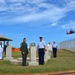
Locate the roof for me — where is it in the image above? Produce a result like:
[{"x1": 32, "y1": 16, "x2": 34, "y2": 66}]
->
[{"x1": 0, "y1": 35, "x2": 12, "y2": 41}]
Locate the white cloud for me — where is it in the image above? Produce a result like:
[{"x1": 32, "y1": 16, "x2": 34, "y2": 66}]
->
[
  {"x1": 0, "y1": 0, "x2": 75, "y2": 27},
  {"x1": 51, "y1": 22, "x2": 58, "y2": 26},
  {"x1": 1, "y1": 7, "x2": 66, "y2": 25},
  {"x1": 0, "y1": 0, "x2": 5, "y2": 3},
  {"x1": 61, "y1": 21, "x2": 75, "y2": 29}
]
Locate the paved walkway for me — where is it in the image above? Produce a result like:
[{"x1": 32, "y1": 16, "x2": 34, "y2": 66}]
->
[{"x1": 2, "y1": 70, "x2": 75, "y2": 75}]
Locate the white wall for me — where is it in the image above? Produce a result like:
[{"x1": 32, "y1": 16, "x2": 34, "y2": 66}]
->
[{"x1": 60, "y1": 39, "x2": 75, "y2": 52}]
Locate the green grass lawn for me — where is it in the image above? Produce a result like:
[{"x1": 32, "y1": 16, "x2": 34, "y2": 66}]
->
[{"x1": 0, "y1": 49, "x2": 75, "y2": 74}]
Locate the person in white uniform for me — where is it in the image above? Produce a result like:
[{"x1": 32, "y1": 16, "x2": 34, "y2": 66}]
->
[
  {"x1": 52, "y1": 41, "x2": 58, "y2": 58},
  {"x1": 46, "y1": 42, "x2": 52, "y2": 59},
  {"x1": 37, "y1": 36, "x2": 46, "y2": 65},
  {"x1": 0, "y1": 42, "x2": 3, "y2": 60}
]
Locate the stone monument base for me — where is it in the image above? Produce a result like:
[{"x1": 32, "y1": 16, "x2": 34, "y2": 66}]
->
[
  {"x1": 4, "y1": 57, "x2": 14, "y2": 60},
  {"x1": 44, "y1": 59, "x2": 48, "y2": 63},
  {"x1": 28, "y1": 62, "x2": 38, "y2": 66}
]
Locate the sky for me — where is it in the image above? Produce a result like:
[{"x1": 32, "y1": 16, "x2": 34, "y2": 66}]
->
[{"x1": 0, "y1": 0, "x2": 75, "y2": 48}]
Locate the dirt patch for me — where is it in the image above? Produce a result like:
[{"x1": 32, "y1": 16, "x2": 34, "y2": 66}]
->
[{"x1": 2, "y1": 70, "x2": 75, "y2": 75}]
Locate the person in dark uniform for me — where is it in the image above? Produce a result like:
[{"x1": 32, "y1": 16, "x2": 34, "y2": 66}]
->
[
  {"x1": 4, "y1": 41, "x2": 9, "y2": 56},
  {"x1": 52, "y1": 41, "x2": 58, "y2": 58},
  {"x1": 20, "y1": 38, "x2": 28, "y2": 66},
  {"x1": 37, "y1": 36, "x2": 46, "y2": 65}
]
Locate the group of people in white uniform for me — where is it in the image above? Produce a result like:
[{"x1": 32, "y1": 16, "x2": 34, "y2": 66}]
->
[
  {"x1": 46, "y1": 42, "x2": 58, "y2": 58},
  {"x1": 0, "y1": 41, "x2": 9, "y2": 60},
  {"x1": 37, "y1": 36, "x2": 58, "y2": 65}
]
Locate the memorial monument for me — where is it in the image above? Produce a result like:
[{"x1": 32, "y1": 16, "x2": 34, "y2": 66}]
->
[
  {"x1": 4, "y1": 45, "x2": 13, "y2": 60},
  {"x1": 28, "y1": 43, "x2": 38, "y2": 66}
]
